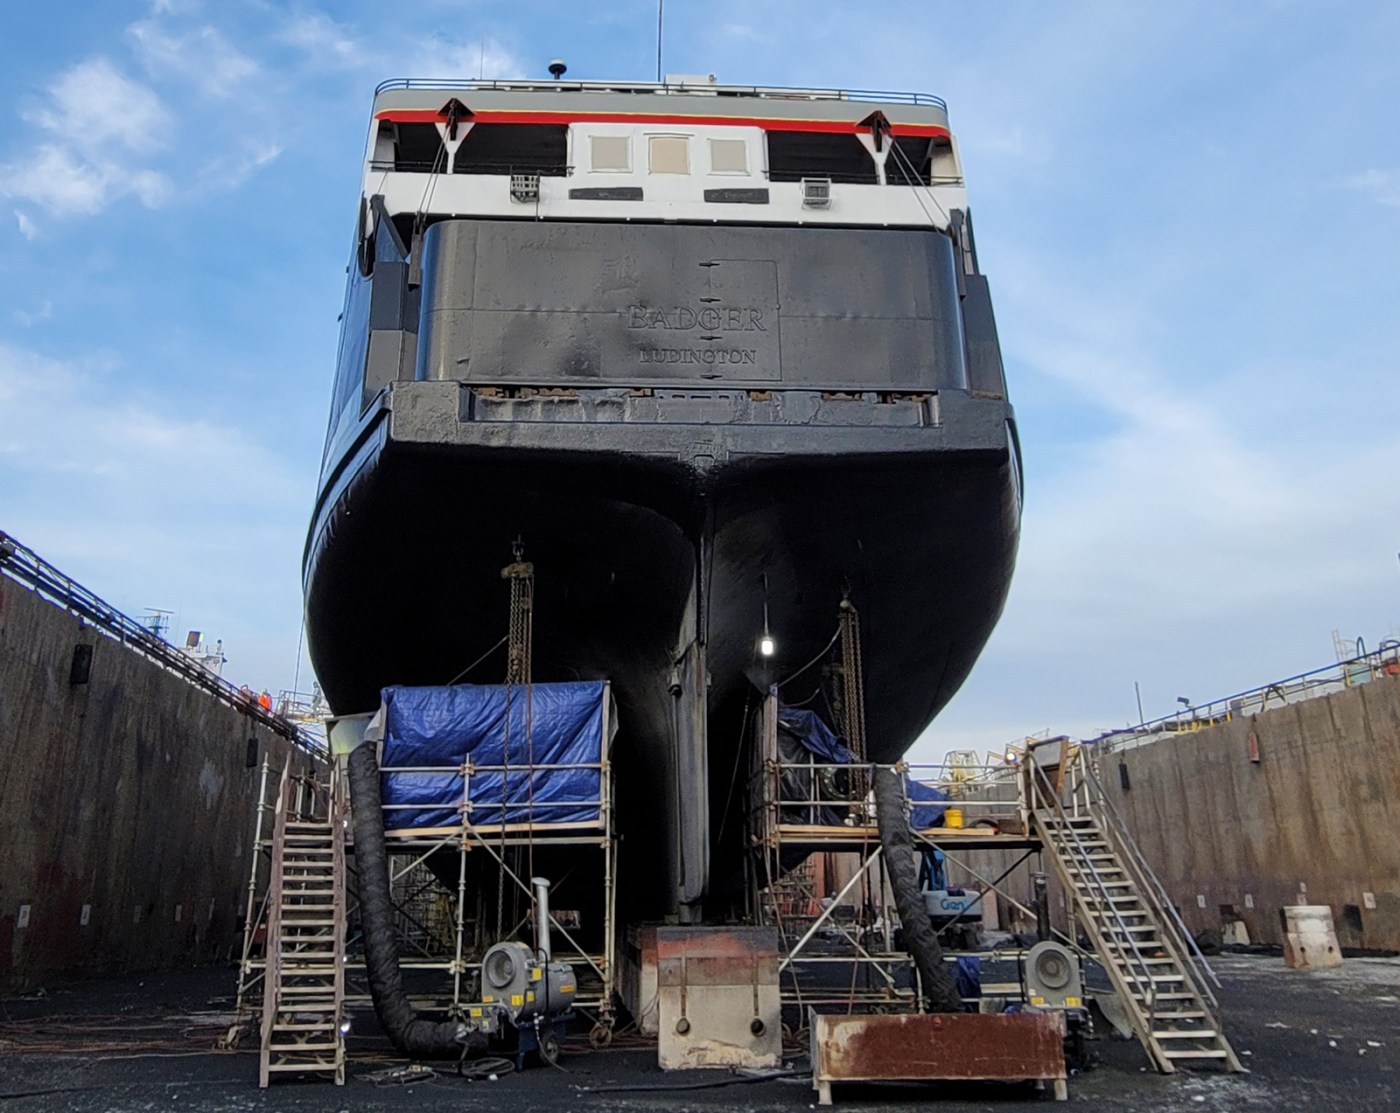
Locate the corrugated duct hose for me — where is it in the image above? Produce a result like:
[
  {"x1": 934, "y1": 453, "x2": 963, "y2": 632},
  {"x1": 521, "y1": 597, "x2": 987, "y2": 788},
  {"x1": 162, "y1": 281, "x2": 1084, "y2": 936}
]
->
[
  {"x1": 347, "y1": 743, "x2": 485, "y2": 1057},
  {"x1": 872, "y1": 766, "x2": 965, "y2": 1012}
]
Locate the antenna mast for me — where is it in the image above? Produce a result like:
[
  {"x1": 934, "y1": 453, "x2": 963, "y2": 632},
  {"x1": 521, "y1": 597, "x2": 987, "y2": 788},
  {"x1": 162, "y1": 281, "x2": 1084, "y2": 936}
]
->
[{"x1": 656, "y1": 0, "x2": 664, "y2": 83}]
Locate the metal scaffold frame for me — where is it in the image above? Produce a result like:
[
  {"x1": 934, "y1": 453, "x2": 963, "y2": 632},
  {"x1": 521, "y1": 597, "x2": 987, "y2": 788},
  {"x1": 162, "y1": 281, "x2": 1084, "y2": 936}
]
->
[
  {"x1": 231, "y1": 542, "x2": 620, "y2": 1048},
  {"x1": 228, "y1": 717, "x2": 620, "y2": 1048},
  {"x1": 743, "y1": 690, "x2": 1048, "y2": 1013},
  {"x1": 372, "y1": 722, "x2": 620, "y2": 1032}
]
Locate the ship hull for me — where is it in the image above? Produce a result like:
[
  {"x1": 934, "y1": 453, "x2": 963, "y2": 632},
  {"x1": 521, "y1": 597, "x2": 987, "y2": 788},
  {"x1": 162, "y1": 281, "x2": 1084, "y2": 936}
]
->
[
  {"x1": 306, "y1": 385, "x2": 1019, "y2": 919},
  {"x1": 307, "y1": 214, "x2": 1018, "y2": 919}
]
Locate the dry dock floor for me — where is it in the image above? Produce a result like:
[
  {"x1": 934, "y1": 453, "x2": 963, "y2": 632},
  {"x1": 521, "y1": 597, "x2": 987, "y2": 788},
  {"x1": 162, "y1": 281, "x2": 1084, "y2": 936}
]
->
[{"x1": 2, "y1": 954, "x2": 1397, "y2": 1111}]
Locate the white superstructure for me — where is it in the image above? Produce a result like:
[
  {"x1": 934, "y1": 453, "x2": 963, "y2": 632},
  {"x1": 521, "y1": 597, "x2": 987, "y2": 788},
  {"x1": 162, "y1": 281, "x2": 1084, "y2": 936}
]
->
[{"x1": 360, "y1": 78, "x2": 967, "y2": 234}]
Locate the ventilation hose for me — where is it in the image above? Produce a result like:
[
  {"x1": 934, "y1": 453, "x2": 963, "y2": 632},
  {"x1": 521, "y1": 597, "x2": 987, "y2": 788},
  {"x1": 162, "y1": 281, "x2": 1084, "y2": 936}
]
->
[
  {"x1": 872, "y1": 766, "x2": 965, "y2": 1012},
  {"x1": 347, "y1": 743, "x2": 478, "y2": 1057}
]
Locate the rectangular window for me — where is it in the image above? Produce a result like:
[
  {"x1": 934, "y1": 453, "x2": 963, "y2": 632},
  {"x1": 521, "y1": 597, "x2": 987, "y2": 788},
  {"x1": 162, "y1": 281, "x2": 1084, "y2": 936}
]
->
[
  {"x1": 390, "y1": 122, "x2": 568, "y2": 175},
  {"x1": 708, "y1": 138, "x2": 748, "y2": 174},
  {"x1": 648, "y1": 135, "x2": 690, "y2": 175},
  {"x1": 590, "y1": 134, "x2": 631, "y2": 172}
]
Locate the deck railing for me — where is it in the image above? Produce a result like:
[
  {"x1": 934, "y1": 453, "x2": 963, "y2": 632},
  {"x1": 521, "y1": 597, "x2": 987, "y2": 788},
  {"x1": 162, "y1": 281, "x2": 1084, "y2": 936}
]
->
[{"x1": 373, "y1": 77, "x2": 946, "y2": 108}]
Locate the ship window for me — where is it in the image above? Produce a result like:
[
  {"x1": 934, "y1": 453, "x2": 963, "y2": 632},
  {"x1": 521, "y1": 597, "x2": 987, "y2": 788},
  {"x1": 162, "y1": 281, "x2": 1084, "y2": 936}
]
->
[
  {"x1": 385, "y1": 122, "x2": 568, "y2": 175},
  {"x1": 708, "y1": 138, "x2": 748, "y2": 174},
  {"x1": 590, "y1": 135, "x2": 631, "y2": 172},
  {"x1": 648, "y1": 135, "x2": 690, "y2": 174},
  {"x1": 885, "y1": 137, "x2": 935, "y2": 186},
  {"x1": 454, "y1": 123, "x2": 568, "y2": 175},
  {"x1": 768, "y1": 131, "x2": 876, "y2": 184}
]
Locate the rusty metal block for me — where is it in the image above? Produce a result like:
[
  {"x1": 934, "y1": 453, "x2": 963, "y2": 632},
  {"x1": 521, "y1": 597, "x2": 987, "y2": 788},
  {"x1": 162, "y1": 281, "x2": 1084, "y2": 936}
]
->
[
  {"x1": 656, "y1": 926, "x2": 781, "y2": 1070},
  {"x1": 809, "y1": 1009, "x2": 1067, "y2": 1105}
]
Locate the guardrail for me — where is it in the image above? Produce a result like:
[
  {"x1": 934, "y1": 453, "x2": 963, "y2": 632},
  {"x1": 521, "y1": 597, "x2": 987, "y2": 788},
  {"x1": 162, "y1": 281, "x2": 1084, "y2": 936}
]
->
[
  {"x1": 373, "y1": 77, "x2": 946, "y2": 108},
  {"x1": 750, "y1": 756, "x2": 1022, "y2": 838},
  {"x1": 1093, "y1": 641, "x2": 1400, "y2": 752},
  {"x1": 0, "y1": 529, "x2": 324, "y2": 756}
]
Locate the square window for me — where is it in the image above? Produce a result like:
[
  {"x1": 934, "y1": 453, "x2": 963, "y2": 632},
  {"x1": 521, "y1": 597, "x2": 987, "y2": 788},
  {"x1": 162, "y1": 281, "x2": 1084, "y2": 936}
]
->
[
  {"x1": 590, "y1": 135, "x2": 631, "y2": 172},
  {"x1": 648, "y1": 135, "x2": 690, "y2": 175},
  {"x1": 709, "y1": 138, "x2": 748, "y2": 174}
]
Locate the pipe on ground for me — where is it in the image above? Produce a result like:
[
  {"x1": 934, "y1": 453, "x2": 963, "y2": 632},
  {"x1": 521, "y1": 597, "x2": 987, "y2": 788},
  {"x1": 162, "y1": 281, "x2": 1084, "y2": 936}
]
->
[
  {"x1": 872, "y1": 766, "x2": 965, "y2": 1012},
  {"x1": 347, "y1": 743, "x2": 478, "y2": 1057}
]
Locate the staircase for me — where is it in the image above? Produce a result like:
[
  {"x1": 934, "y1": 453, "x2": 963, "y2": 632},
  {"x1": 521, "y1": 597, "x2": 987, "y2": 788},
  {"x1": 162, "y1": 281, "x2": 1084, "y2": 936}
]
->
[
  {"x1": 1025, "y1": 743, "x2": 1244, "y2": 1074},
  {"x1": 259, "y1": 762, "x2": 348, "y2": 1086}
]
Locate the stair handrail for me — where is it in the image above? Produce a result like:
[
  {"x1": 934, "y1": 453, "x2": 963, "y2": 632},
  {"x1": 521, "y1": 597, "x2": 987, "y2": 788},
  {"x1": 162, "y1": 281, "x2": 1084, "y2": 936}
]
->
[
  {"x1": 1078, "y1": 753, "x2": 1223, "y2": 1000},
  {"x1": 1026, "y1": 751, "x2": 1159, "y2": 1012},
  {"x1": 329, "y1": 761, "x2": 348, "y2": 1082},
  {"x1": 259, "y1": 761, "x2": 293, "y2": 1078},
  {"x1": 1051, "y1": 752, "x2": 1172, "y2": 1033}
]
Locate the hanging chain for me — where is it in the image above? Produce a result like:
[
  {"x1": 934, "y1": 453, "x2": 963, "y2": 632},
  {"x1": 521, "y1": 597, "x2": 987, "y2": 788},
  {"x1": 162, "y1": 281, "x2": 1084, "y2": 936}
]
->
[
  {"x1": 837, "y1": 595, "x2": 867, "y2": 762},
  {"x1": 496, "y1": 539, "x2": 535, "y2": 941},
  {"x1": 502, "y1": 537, "x2": 534, "y2": 687},
  {"x1": 834, "y1": 595, "x2": 869, "y2": 812}
]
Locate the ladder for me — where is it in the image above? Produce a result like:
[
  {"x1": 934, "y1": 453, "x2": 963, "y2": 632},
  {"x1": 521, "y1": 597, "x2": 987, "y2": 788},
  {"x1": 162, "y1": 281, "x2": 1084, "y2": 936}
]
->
[
  {"x1": 259, "y1": 762, "x2": 348, "y2": 1086},
  {"x1": 1025, "y1": 743, "x2": 1244, "y2": 1074}
]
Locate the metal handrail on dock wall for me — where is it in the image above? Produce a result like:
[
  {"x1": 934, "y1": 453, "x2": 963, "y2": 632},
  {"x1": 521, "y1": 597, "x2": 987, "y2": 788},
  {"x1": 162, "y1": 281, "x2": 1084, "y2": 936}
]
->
[
  {"x1": 0, "y1": 529, "x2": 323, "y2": 757},
  {"x1": 1095, "y1": 641, "x2": 1400, "y2": 753}
]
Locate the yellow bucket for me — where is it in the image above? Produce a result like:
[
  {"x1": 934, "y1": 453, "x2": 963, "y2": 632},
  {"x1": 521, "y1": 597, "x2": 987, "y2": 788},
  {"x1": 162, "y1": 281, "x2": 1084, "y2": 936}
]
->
[{"x1": 945, "y1": 807, "x2": 964, "y2": 829}]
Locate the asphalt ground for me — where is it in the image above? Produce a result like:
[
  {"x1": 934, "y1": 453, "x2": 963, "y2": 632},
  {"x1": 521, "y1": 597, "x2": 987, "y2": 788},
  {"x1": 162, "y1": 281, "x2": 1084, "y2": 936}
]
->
[{"x1": 2, "y1": 954, "x2": 1397, "y2": 1111}]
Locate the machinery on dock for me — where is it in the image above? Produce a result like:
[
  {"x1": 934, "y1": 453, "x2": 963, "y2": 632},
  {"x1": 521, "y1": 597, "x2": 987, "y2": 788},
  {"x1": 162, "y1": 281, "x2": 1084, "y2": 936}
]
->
[{"x1": 461, "y1": 879, "x2": 579, "y2": 1069}]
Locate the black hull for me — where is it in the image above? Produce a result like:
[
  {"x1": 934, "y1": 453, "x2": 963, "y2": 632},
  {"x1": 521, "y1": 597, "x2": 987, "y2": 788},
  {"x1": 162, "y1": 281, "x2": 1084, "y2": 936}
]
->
[
  {"x1": 306, "y1": 395, "x2": 1018, "y2": 919},
  {"x1": 306, "y1": 215, "x2": 1019, "y2": 919}
]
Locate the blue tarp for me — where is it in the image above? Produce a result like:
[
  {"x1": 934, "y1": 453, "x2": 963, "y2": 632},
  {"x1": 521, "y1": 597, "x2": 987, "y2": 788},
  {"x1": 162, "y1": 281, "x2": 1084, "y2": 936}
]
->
[
  {"x1": 776, "y1": 707, "x2": 854, "y2": 764},
  {"x1": 379, "y1": 681, "x2": 608, "y2": 830},
  {"x1": 907, "y1": 777, "x2": 950, "y2": 829}
]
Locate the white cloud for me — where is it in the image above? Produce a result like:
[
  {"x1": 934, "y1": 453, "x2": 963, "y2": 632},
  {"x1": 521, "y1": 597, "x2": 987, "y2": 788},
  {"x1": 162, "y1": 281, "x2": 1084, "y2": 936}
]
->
[
  {"x1": 916, "y1": 239, "x2": 1400, "y2": 756},
  {"x1": 1345, "y1": 168, "x2": 1400, "y2": 208},
  {"x1": 26, "y1": 57, "x2": 172, "y2": 155},
  {"x1": 0, "y1": 59, "x2": 174, "y2": 217},
  {"x1": 718, "y1": 23, "x2": 765, "y2": 44},
  {"x1": 0, "y1": 344, "x2": 308, "y2": 692},
  {"x1": 0, "y1": 26, "x2": 282, "y2": 221},
  {"x1": 13, "y1": 209, "x2": 36, "y2": 240},
  {"x1": 13, "y1": 299, "x2": 53, "y2": 327},
  {"x1": 401, "y1": 35, "x2": 522, "y2": 81},
  {"x1": 127, "y1": 20, "x2": 259, "y2": 95},
  {"x1": 0, "y1": 346, "x2": 296, "y2": 505},
  {"x1": 276, "y1": 11, "x2": 368, "y2": 70},
  {"x1": 274, "y1": 10, "x2": 522, "y2": 82},
  {"x1": 1, "y1": 141, "x2": 172, "y2": 217}
]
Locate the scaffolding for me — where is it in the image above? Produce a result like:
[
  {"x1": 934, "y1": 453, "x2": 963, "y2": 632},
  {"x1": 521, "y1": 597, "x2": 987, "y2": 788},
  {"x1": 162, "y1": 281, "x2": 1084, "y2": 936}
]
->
[
  {"x1": 740, "y1": 696, "x2": 1243, "y2": 1075},
  {"x1": 228, "y1": 713, "x2": 619, "y2": 1047},
  {"x1": 743, "y1": 691, "x2": 1043, "y2": 1012},
  {"x1": 373, "y1": 712, "x2": 619, "y2": 1032},
  {"x1": 231, "y1": 546, "x2": 619, "y2": 1050}
]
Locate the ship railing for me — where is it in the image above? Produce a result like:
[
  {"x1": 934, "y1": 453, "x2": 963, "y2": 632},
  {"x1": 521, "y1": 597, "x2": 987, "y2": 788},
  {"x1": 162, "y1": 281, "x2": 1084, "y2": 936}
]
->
[
  {"x1": 0, "y1": 529, "x2": 324, "y2": 758},
  {"x1": 1093, "y1": 639, "x2": 1400, "y2": 754},
  {"x1": 367, "y1": 158, "x2": 571, "y2": 175},
  {"x1": 748, "y1": 755, "x2": 1052, "y2": 1013},
  {"x1": 748, "y1": 757, "x2": 1024, "y2": 847},
  {"x1": 374, "y1": 76, "x2": 945, "y2": 108},
  {"x1": 376, "y1": 758, "x2": 611, "y2": 839}
]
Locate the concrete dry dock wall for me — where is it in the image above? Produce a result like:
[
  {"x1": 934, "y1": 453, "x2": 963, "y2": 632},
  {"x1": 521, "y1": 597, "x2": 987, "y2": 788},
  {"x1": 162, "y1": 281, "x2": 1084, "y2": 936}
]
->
[
  {"x1": 0, "y1": 578, "x2": 311, "y2": 991},
  {"x1": 1101, "y1": 670, "x2": 1400, "y2": 952}
]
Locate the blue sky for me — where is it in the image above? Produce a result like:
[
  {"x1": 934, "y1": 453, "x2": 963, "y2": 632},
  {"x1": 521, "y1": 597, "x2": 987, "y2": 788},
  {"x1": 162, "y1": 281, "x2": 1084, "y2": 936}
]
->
[{"x1": 1, "y1": 1, "x2": 1397, "y2": 754}]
